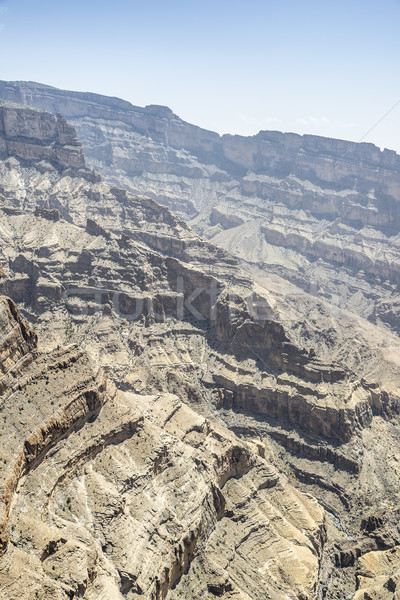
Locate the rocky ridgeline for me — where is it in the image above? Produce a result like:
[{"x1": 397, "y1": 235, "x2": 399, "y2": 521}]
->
[
  {"x1": 3, "y1": 81, "x2": 399, "y2": 335},
  {"x1": 0, "y1": 294, "x2": 37, "y2": 398},
  {"x1": 1, "y1": 81, "x2": 399, "y2": 195},
  {"x1": 0, "y1": 96, "x2": 399, "y2": 598}
]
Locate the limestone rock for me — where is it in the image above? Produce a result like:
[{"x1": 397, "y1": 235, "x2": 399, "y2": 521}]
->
[
  {"x1": 0, "y1": 99, "x2": 85, "y2": 168},
  {"x1": 4, "y1": 81, "x2": 399, "y2": 338},
  {"x1": 354, "y1": 546, "x2": 400, "y2": 599},
  {"x1": 0, "y1": 294, "x2": 325, "y2": 599},
  {"x1": 0, "y1": 93, "x2": 400, "y2": 598}
]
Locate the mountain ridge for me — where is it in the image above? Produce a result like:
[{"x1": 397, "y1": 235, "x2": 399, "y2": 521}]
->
[
  {"x1": 0, "y1": 89, "x2": 399, "y2": 599},
  {"x1": 2, "y1": 79, "x2": 398, "y2": 155},
  {"x1": 5, "y1": 80, "x2": 396, "y2": 339}
]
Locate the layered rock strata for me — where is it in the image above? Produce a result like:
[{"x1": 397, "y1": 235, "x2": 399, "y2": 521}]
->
[
  {"x1": 0, "y1": 97, "x2": 399, "y2": 598},
  {"x1": 0, "y1": 294, "x2": 326, "y2": 600},
  {"x1": 2, "y1": 81, "x2": 399, "y2": 337},
  {"x1": 0, "y1": 100, "x2": 85, "y2": 168}
]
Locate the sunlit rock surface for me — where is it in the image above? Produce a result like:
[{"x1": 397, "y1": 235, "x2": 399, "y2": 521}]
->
[{"x1": 0, "y1": 92, "x2": 399, "y2": 598}]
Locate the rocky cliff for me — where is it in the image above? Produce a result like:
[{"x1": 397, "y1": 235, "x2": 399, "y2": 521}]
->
[
  {"x1": 0, "y1": 99, "x2": 85, "y2": 168},
  {"x1": 0, "y1": 292, "x2": 330, "y2": 600},
  {"x1": 2, "y1": 81, "x2": 399, "y2": 338},
  {"x1": 0, "y1": 102, "x2": 397, "y2": 442},
  {"x1": 0, "y1": 95, "x2": 399, "y2": 598}
]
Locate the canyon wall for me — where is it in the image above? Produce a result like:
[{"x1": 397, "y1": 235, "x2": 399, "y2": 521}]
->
[
  {"x1": 2, "y1": 81, "x2": 398, "y2": 336},
  {"x1": 0, "y1": 93, "x2": 399, "y2": 598}
]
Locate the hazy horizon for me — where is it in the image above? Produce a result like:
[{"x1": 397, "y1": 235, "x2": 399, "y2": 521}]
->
[{"x1": 1, "y1": 0, "x2": 399, "y2": 152}]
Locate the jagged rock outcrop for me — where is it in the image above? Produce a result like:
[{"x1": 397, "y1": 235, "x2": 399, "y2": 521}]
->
[
  {"x1": 0, "y1": 292, "x2": 110, "y2": 556},
  {"x1": 354, "y1": 546, "x2": 400, "y2": 599},
  {"x1": 0, "y1": 99, "x2": 85, "y2": 168},
  {"x1": 0, "y1": 295, "x2": 37, "y2": 397}
]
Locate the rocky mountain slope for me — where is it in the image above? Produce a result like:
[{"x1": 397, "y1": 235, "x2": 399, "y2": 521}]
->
[
  {"x1": 0, "y1": 94, "x2": 399, "y2": 598},
  {"x1": 1, "y1": 80, "x2": 399, "y2": 337},
  {"x1": 0, "y1": 283, "x2": 329, "y2": 600}
]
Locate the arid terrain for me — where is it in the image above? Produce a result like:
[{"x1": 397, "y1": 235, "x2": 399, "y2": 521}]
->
[{"x1": 0, "y1": 84, "x2": 399, "y2": 599}]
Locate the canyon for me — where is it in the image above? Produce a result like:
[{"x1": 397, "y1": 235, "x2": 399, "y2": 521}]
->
[
  {"x1": 0, "y1": 85, "x2": 399, "y2": 598},
  {"x1": 1, "y1": 80, "x2": 399, "y2": 336}
]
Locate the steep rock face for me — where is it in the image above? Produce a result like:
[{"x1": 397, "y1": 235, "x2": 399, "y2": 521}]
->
[
  {"x1": 0, "y1": 102, "x2": 393, "y2": 448},
  {"x1": 0, "y1": 155, "x2": 398, "y2": 450},
  {"x1": 0, "y1": 100, "x2": 85, "y2": 168},
  {"x1": 0, "y1": 292, "x2": 109, "y2": 558},
  {"x1": 2, "y1": 81, "x2": 399, "y2": 203},
  {"x1": 2, "y1": 81, "x2": 399, "y2": 336},
  {"x1": 0, "y1": 294, "x2": 326, "y2": 600},
  {"x1": 0, "y1": 294, "x2": 37, "y2": 397}
]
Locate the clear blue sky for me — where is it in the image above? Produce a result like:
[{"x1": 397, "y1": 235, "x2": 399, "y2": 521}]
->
[{"x1": 1, "y1": 0, "x2": 399, "y2": 151}]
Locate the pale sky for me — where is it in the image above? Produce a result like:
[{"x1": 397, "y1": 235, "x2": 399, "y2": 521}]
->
[{"x1": 1, "y1": 0, "x2": 399, "y2": 152}]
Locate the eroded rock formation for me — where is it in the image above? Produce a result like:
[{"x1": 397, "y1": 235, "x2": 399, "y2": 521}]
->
[
  {"x1": 0, "y1": 94, "x2": 399, "y2": 598},
  {"x1": 0, "y1": 294, "x2": 327, "y2": 599},
  {"x1": 3, "y1": 80, "x2": 398, "y2": 338},
  {"x1": 0, "y1": 100, "x2": 85, "y2": 168}
]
